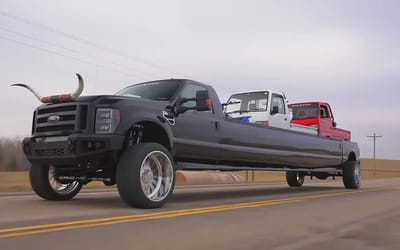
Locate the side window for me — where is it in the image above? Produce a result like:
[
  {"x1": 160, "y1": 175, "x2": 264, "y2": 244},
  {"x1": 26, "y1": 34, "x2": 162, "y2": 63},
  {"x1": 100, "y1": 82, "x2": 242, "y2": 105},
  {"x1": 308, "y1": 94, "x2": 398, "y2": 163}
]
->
[
  {"x1": 320, "y1": 105, "x2": 330, "y2": 119},
  {"x1": 180, "y1": 84, "x2": 212, "y2": 112},
  {"x1": 271, "y1": 95, "x2": 285, "y2": 114}
]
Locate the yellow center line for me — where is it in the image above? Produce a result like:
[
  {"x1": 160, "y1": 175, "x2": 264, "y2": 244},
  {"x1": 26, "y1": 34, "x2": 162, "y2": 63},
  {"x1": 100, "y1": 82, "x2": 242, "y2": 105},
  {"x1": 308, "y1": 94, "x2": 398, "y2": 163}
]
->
[
  {"x1": 0, "y1": 197, "x2": 306, "y2": 234},
  {"x1": 0, "y1": 199, "x2": 307, "y2": 238},
  {"x1": 0, "y1": 186, "x2": 398, "y2": 239}
]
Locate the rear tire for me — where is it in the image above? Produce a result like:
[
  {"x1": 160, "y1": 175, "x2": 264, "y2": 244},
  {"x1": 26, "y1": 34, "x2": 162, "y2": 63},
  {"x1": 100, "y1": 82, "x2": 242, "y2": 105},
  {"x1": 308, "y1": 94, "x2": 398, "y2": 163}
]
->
[
  {"x1": 116, "y1": 143, "x2": 175, "y2": 209},
  {"x1": 286, "y1": 171, "x2": 305, "y2": 187},
  {"x1": 343, "y1": 161, "x2": 361, "y2": 189},
  {"x1": 30, "y1": 164, "x2": 82, "y2": 200}
]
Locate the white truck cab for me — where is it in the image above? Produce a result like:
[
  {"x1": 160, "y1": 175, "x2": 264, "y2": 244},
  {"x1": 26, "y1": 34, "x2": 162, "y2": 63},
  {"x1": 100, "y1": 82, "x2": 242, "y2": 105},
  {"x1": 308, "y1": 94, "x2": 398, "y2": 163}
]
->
[{"x1": 224, "y1": 90, "x2": 317, "y2": 135}]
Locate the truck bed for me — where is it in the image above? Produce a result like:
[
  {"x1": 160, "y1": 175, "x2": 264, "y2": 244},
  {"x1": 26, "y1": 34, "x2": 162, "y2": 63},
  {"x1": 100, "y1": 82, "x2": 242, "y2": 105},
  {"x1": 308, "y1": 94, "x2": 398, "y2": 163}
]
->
[{"x1": 320, "y1": 127, "x2": 351, "y2": 141}]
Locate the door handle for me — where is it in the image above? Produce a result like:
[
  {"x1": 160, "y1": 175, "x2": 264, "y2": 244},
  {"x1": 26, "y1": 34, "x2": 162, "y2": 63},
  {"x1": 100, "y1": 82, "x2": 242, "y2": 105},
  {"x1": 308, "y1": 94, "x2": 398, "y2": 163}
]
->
[{"x1": 210, "y1": 121, "x2": 220, "y2": 129}]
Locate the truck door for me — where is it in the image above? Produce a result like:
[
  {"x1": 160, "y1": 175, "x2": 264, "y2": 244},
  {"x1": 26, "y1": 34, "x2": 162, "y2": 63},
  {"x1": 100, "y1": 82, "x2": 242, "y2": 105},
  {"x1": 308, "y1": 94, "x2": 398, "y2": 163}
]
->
[
  {"x1": 171, "y1": 83, "x2": 220, "y2": 162},
  {"x1": 319, "y1": 104, "x2": 333, "y2": 138},
  {"x1": 268, "y1": 94, "x2": 290, "y2": 129}
]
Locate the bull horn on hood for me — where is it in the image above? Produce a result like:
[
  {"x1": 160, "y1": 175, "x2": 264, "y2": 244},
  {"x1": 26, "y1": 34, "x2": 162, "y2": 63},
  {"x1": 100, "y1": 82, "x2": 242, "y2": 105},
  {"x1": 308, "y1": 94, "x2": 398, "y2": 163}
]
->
[{"x1": 11, "y1": 73, "x2": 84, "y2": 104}]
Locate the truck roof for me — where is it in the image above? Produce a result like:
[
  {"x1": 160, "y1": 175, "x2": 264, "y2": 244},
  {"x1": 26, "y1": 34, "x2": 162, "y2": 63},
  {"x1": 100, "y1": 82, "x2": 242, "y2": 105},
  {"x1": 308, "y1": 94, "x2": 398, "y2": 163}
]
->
[
  {"x1": 289, "y1": 101, "x2": 328, "y2": 106},
  {"x1": 228, "y1": 90, "x2": 285, "y2": 96},
  {"x1": 124, "y1": 78, "x2": 214, "y2": 90}
]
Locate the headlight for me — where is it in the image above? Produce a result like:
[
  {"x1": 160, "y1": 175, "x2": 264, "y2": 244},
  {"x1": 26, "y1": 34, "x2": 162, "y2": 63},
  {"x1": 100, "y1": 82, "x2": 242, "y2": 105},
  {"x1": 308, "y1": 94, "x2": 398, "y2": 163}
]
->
[{"x1": 95, "y1": 108, "x2": 120, "y2": 134}]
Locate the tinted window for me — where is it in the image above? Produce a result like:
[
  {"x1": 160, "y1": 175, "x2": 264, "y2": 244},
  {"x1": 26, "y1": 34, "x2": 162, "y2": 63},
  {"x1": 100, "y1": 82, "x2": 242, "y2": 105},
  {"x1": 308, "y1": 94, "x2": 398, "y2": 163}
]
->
[
  {"x1": 225, "y1": 92, "x2": 268, "y2": 114},
  {"x1": 271, "y1": 95, "x2": 285, "y2": 114},
  {"x1": 180, "y1": 84, "x2": 212, "y2": 112},
  {"x1": 290, "y1": 103, "x2": 318, "y2": 119},
  {"x1": 116, "y1": 80, "x2": 181, "y2": 101},
  {"x1": 320, "y1": 105, "x2": 331, "y2": 119}
]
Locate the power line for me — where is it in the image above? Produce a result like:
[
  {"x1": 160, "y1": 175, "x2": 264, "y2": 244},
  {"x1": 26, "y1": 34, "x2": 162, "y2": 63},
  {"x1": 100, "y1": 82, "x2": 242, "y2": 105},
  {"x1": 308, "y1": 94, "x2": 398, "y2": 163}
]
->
[
  {"x1": 0, "y1": 26, "x2": 163, "y2": 79},
  {"x1": 0, "y1": 27, "x2": 81, "y2": 56},
  {"x1": 0, "y1": 9, "x2": 181, "y2": 76},
  {"x1": 0, "y1": 35, "x2": 147, "y2": 80}
]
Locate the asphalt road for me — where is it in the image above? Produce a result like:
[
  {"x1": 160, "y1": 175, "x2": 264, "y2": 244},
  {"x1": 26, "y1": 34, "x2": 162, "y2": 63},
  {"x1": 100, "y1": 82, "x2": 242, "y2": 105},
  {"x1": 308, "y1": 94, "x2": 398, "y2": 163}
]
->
[{"x1": 0, "y1": 178, "x2": 400, "y2": 250}]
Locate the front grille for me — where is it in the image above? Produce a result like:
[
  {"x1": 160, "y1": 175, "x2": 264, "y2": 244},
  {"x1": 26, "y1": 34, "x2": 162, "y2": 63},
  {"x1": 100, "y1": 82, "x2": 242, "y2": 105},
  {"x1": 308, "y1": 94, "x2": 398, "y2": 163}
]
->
[
  {"x1": 37, "y1": 105, "x2": 77, "y2": 115},
  {"x1": 36, "y1": 124, "x2": 75, "y2": 133},
  {"x1": 35, "y1": 148, "x2": 65, "y2": 157},
  {"x1": 37, "y1": 114, "x2": 75, "y2": 124},
  {"x1": 33, "y1": 103, "x2": 88, "y2": 135}
]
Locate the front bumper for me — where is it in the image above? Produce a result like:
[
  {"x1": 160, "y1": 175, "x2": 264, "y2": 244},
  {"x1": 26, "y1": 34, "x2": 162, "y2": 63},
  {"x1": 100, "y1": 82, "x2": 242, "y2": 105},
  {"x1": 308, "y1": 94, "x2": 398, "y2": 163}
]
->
[{"x1": 22, "y1": 134, "x2": 125, "y2": 166}]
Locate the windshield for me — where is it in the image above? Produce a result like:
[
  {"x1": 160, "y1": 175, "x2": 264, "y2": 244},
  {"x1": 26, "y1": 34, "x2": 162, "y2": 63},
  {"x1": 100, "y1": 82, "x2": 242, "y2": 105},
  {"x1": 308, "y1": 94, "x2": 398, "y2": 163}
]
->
[
  {"x1": 290, "y1": 103, "x2": 318, "y2": 119},
  {"x1": 116, "y1": 80, "x2": 181, "y2": 101},
  {"x1": 225, "y1": 92, "x2": 268, "y2": 114}
]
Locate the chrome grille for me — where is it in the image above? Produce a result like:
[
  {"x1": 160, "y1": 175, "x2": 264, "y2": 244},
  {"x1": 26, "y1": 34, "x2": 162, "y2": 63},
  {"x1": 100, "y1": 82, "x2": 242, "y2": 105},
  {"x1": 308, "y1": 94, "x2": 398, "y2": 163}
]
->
[{"x1": 34, "y1": 104, "x2": 88, "y2": 135}]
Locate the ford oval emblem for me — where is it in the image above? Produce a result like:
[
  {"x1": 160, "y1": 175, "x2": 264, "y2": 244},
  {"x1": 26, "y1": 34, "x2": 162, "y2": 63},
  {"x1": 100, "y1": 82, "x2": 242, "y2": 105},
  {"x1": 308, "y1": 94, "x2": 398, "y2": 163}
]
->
[{"x1": 48, "y1": 115, "x2": 61, "y2": 123}]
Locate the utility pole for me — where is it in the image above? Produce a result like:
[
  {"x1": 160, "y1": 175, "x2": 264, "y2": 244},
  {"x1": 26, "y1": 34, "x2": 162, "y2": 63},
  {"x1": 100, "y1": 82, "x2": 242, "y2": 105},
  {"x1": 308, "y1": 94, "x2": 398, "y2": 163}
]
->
[{"x1": 367, "y1": 133, "x2": 383, "y2": 176}]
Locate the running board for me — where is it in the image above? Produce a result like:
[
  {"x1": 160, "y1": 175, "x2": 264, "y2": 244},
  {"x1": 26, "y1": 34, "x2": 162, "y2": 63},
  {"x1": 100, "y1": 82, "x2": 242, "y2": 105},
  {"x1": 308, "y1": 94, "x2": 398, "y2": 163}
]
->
[{"x1": 176, "y1": 162, "x2": 343, "y2": 175}]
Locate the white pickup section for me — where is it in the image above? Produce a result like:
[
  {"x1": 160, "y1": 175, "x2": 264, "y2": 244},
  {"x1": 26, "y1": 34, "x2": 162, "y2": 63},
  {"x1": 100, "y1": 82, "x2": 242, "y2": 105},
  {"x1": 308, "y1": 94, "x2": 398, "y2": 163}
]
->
[{"x1": 224, "y1": 90, "x2": 318, "y2": 134}]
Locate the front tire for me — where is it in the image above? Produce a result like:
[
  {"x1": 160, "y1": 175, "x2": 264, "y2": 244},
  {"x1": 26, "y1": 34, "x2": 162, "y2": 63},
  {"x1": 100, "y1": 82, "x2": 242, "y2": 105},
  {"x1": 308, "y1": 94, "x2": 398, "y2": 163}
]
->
[
  {"x1": 343, "y1": 161, "x2": 361, "y2": 189},
  {"x1": 116, "y1": 143, "x2": 176, "y2": 209},
  {"x1": 30, "y1": 164, "x2": 82, "y2": 200},
  {"x1": 286, "y1": 171, "x2": 305, "y2": 187}
]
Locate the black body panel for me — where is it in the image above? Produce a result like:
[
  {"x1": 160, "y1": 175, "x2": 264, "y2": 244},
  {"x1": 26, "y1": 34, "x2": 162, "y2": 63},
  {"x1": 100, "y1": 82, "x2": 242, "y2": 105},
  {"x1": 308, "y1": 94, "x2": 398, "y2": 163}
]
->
[
  {"x1": 22, "y1": 134, "x2": 125, "y2": 167},
  {"x1": 21, "y1": 79, "x2": 360, "y2": 173}
]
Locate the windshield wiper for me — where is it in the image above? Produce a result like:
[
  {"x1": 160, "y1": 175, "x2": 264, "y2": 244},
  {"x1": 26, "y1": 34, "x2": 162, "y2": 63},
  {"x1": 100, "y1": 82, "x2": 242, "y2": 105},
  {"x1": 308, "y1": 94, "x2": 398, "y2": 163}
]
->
[
  {"x1": 153, "y1": 97, "x2": 170, "y2": 101},
  {"x1": 223, "y1": 101, "x2": 241, "y2": 106},
  {"x1": 122, "y1": 94, "x2": 142, "y2": 98}
]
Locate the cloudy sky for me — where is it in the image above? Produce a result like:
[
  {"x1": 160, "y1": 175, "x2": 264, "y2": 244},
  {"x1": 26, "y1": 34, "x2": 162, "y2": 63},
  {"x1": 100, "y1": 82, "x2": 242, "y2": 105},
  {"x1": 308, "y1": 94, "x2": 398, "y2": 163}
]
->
[{"x1": 0, "y1": 0, "x2": 399, "y2": 159}]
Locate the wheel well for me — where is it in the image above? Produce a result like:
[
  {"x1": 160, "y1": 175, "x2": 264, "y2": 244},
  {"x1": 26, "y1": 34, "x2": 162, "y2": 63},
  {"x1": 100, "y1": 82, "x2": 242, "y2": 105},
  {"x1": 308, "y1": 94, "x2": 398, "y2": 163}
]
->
[
  {"x1": 136, "y1": 121, "x2": 171, "y2": 151},
  {"x1": 348, "y1": 152, "x2": 356, "y2": 161}
]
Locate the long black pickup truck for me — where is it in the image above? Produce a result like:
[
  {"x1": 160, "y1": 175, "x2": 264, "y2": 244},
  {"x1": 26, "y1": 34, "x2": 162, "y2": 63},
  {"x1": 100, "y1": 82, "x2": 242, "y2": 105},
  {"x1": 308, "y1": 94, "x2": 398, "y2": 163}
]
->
[{"x1": 19, "y1": 76, "x2": 361, "y2": 208}]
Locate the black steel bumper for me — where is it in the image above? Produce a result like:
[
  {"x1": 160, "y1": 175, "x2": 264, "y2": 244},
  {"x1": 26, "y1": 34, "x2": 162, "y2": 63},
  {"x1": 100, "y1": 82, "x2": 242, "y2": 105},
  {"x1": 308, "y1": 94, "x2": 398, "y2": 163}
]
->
[{"x1": 22, "y1": 134, "x2": 126, "y2": 166}]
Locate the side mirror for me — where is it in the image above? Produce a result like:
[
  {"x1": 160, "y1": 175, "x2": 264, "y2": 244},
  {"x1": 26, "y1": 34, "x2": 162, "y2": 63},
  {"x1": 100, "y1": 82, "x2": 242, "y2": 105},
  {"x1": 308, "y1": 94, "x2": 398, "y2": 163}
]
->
[
  {"x1": 195, "y1": 90, "x2": 212, "y2": 111},
  {"x1": 177, "y1": 90, "x2": 212, "y2": 114},
  {"x1": 333, "y1": 121, "x2": 337, "y2": 127},
  {"x1": 271, "y1": 106, "x2": 279, "y2": 115}
]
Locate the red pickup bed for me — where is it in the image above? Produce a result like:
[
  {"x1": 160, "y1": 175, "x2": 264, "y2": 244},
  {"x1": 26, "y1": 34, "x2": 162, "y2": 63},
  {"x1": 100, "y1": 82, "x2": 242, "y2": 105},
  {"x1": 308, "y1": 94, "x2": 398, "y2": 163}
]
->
[{"x1": 289, "y1": 102, "x2": 351, "y2": 141}]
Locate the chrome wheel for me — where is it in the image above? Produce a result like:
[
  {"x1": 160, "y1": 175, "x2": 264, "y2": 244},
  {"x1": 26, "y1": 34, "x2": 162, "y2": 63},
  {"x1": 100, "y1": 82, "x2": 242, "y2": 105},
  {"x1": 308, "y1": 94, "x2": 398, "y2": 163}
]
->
[
  {"x1": 117, "y1": 143, "x2": 176, "y2": 208},
  {"x1": 48, "y1": 166, "x2": 80, "y2": 195},
  {"x1": 354, "y1": 163, "x2": 361, "y2": 186},
  {"x1": 343, "y1": 160, "x2": 361, "y2": 189},
  {"x1": 286, "y1": 171, "x2": 305, "y2": 187},
  {"x1": 296, "y1": 172, "x2": 304, "y2": 185},
  {"x1": 139, "y1": 151, "x2": 174, "y2": 202}
]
